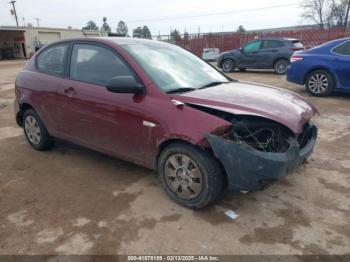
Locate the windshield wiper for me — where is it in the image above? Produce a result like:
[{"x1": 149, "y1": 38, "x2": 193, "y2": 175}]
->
[
  {"x1": 166, "y1": 87, "x2": 197, "y2": 94},
  {"x1": 199, "y1": 81, "x2": 228, "y2": 89},
  {"x1": 166, "y1": 82, "x2": 228, "y2": 94}
]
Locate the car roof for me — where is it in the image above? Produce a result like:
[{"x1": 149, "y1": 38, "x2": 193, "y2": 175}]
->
[
  {"x1": 327, "y1": 37, "x2": 350, "y2": 45},
  {"x1": 101, "y1": 37, "x2": 160, "y2": 45},
  {"x1": 310, "y1": 37, "x2": 350, "y2": 49},
  {"x1": 254, "y1": 37, "x2": 300, "y2": 42},
  {"x1": 55, "y1": 37, "x2": 165, "y2": 46}
]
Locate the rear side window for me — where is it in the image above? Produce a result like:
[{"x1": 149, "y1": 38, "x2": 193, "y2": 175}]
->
[
  {"x1": 70, "y1": 44, "x2": 134, "y2": 86},
  {"x1": 261, "y1": 40, "x2": 284, "y2": 49},
  {"x1": 333, "y1": 41, "x2": 350, "y2": 55},
  {"x1": 243, "y1": 41, "x2": 261, "y2": 52},
  {"x1": 37, "y1": 44, "x2": 68, "y2": 76}
]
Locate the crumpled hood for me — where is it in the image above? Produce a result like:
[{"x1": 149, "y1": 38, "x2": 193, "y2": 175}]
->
[{"x1": 178, "y1": 82, "x2": 318, "y2": 134}]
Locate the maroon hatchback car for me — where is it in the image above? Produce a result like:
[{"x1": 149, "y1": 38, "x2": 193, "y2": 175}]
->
[{"x1": 14, "y1": 38, "x2": 318, "y2": 208}]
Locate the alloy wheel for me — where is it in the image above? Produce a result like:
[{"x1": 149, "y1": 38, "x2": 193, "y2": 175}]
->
[
  {"x1": 275, "y1": 60, "x2": 288, "y2": 74},
  {"x1": 222, "y1": 60, "x2": 234, "y2": 72},
  {"x1": 308, "y1": 73, "x2": 329, "y2": 94},
  {"x1": 24, "y1": 115, "x2": 41, "y2": 145},
  {"x1": 164, "y1": 154, "x2": 203, "y2": 200}
]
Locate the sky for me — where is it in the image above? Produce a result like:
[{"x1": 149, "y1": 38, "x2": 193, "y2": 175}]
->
[{"x1": 0, "y1": 0, "x2": 304, "y2": 35}]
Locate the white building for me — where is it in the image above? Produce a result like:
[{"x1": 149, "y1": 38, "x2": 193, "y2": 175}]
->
[{"x1": 0, "y1": 25, "x2": 100, "y2": 60}]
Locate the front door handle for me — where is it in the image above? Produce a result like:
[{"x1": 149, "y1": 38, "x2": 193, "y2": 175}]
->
[{"x1": 63, "y1": 87, "x2": 76, "y2": 97}]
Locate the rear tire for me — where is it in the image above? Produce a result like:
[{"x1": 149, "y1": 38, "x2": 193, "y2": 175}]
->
[
  {"x1": 274, "y1": 59, "x2": 289, "y2": 75},
  {"x1": 158, "y1": 142, "x2": 223, "y2": 209},
  {"x1": 222, "y1": 59, "x2": 235, "y2": 73},
  {"x1": 305, "y1": 70, "x2": 335, "y2": 97},
  {"x1": 23, "y1": 109, "x2": 55, "y2": 150}
]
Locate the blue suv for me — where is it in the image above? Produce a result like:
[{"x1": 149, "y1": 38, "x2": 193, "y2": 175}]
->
[
  {"x1": 217, "y1": 38, "x2": 304, "y2": 74},
  {"x1": 287, "y1": 38, "x2": 350, "y2": 96}
]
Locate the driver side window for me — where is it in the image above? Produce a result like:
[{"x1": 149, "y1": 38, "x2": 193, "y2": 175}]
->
[
  {"x1": 243, "y1": 41, "x2": 261, "y2": 52},
  {"x1": 37, "y1": 44, "x2": 68, "y2": 76},
  {"x1": 70, "y1": 44, "x2": 135, "y2": 86}
]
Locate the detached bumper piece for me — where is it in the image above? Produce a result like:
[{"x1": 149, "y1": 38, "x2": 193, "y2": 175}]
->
[{"x1": 206, "y1": 125, "x2": 317, "y2": 192}]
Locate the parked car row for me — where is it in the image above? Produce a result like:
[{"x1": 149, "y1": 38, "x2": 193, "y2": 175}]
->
[{"x1": 215, "y1": 37, "x2": 350, "y2": 96}]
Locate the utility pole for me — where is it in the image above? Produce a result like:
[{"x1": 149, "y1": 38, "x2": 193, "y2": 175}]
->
[
  {"x1": 9, "y1": 1, "x2": 19, "y2": 27},
  {"x1": 345, "y1": 0, "x2": 350, "y2": 37},
  {"x1": 345, "y1": 0, "x2": 350, "y2": 28},
  {"x1": 35, "y1": 18, "x2": 41, "y2": 27}
]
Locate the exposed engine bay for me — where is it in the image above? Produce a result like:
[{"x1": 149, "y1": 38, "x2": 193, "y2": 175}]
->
[
  {"x1": 188, "y1": 104, "x2": 313, "y2": 153},
  {"x1": 223, "y1": 117, "x2": 293, "y2": 153}
]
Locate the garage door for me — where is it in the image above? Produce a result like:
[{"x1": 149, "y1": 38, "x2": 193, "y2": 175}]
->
[{"x1": 38, "y1": 32, "x2": 61, "y2": 44}]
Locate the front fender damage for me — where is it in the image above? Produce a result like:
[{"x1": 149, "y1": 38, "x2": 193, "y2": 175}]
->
[{"x1": 205, "y1": 124, "x2": 317, "y2": 192}]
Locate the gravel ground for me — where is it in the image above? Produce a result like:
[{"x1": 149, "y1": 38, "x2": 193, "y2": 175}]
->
[{"x1": 0, "y1": 61, "x2": 349, "y2": 255}]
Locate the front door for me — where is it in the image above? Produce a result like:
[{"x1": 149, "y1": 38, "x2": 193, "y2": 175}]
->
[
  {"x1": 239, "y1": 40, "x2": 262, "y2": 68},
  {"x1": 33, "y1": 43, "x2": 70, "y2": 133},
  {"x1": 56, "y1": 43, "x2": 153, "y2": 164}
]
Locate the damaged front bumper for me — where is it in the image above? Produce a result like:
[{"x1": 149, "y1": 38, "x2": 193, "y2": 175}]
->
[{"x1": 206, "y1": 124, "x2": 317, "y2": 192}]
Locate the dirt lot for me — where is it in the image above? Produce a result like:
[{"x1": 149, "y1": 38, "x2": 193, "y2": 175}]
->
[{"x1": 0, "y1": 60, "x2": 349, "y2": 256}]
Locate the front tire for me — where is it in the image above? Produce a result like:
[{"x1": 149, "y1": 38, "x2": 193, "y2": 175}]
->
[
  {"x1": 23, "y1": 109, "x2": 54, "y2": 150},
  {"x1": 305, "y1": 70, "x2": 335, "y2": 97},
  {"x1": 158, "y1": 142, "x2": 223, "y2": 209},
  {"x1": 274, "y1": 59, "x2": 289, "y2": 75},
  {"x1": 221, "y1": 59, "x2": 235, "y2": 73}
]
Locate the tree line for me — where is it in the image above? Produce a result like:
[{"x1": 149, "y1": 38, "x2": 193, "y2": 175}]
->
[
  {"x1": 81, "y1": 0, "x2": 350, "y2": 40},
  {"x1": 301, "y1": 0, "x2": 350, "y2": 28},
  {"x1": 82, "y1": 17, "x2": 152, "y2": 39},
  {"x1": 82, "y1": 17, "x2": 248, "y2": 40}
]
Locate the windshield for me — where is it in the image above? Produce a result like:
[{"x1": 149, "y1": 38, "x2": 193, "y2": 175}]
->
[{"x1": 122, "y1": 42, "x2": 229, "y2": 93}]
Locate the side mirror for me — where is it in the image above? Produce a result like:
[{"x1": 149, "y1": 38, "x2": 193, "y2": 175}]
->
[
  {"x1": 106, "y1": 76, "x2": 144, "y2": 94},
  {"x1": 239, "y1": 48, "x2": 244, "y2": 52}
]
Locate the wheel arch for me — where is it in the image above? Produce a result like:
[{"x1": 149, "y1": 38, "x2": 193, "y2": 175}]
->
[
  {"x1": 156, "y1": 138, "x2": 201, "y2": 164},
  {"x1": 155, "y1": 137, "x2": 229, "y2": 189},
  {"x1": 220, "y1": 56, "x2": 237, "y2": 67},
  {"x1": 16, "y1": 103, "x2": 35, "y2": 126},
  {"x1": 303, "y1": 67, "x2": 337, "y2": 86},
  {"x1": 273, "y1": 57, "x2": 289, "y2": 67}
]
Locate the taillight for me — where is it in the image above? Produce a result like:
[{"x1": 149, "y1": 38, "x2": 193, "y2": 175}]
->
[
  {"x1": 290, "y1": 56, "x2": 304, "y2": 62},
  {"x1": 290, "y1": 47, "x2": 304, "y2": 51}
]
